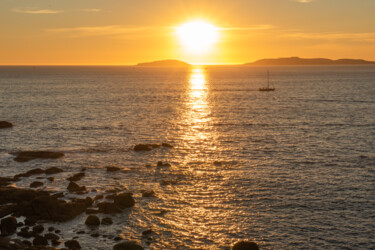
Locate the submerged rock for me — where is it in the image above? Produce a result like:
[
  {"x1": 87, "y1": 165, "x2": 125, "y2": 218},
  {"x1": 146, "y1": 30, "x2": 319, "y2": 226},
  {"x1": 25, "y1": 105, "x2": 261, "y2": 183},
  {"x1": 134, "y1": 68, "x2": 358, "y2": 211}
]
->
[
  {"x1": 33, "y1": 235, "x2": 48, "y2": 246},
  {"x1": 161, "y1": 142, "x2": 173, "y2": 148},
  {"x1": 65, "y1": 239, "x2": 81, "y2": 249},
  {"x1": 113, "y1": 241, "x2": 144, "y2": 250},
  {"x1": 67, "y1": 172, "x2": 85, "y2": 182},
  {"x1": 106, "y1": 166, "x2": 121, "y2": 172},
  {"x1": 67, "y1": 181, "x2": 86, "y2": 193},
  {"x1": 45, "y1": 167, "x2": 63, "y2": 175},
  {"x1": 0, "y1": 121, "x2": 13, "y2": 129},
  {"x1": 97, "y1": 202, "x2": 122, "y2": 214},
  {"x1": 142, "y1": 190, "x2": 155, "y2": 198},
  {"x1": 134, "y1": 144, "x2": 152, "y2": 152},
  {"x1": 85, "y1": 215, "x2": 100, "y2": 226},
  {"x1": 101, "y1": 217, "x2": 113, "y2": 225},
  {"x1": 232, "y1": 241, "x2": 260, "y2": 250},
  {"x1": 142, "y1": 229, "x2": 152, "y2": 236},
  {"x1": 30, "y1": 181, "x2": 43, "y2": 188},
  {"x1": 13, "y1": 151, "x2": 64, "y2": 162},
  {"x1": 0, "y1": 216, "x2": 18, "y2": 236},
  {"x1": 32, "y1": 224, "x2": 44, "y2": 234},
  {"x1": 114, "y1": 193, "x2": 135, "y2": 209}
]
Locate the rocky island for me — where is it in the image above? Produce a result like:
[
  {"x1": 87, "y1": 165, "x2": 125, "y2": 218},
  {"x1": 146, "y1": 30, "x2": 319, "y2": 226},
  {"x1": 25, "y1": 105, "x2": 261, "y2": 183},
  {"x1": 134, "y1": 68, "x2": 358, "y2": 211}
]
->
[{"x1": 136, "y1": 59, "x2": 191, "y2": 67}]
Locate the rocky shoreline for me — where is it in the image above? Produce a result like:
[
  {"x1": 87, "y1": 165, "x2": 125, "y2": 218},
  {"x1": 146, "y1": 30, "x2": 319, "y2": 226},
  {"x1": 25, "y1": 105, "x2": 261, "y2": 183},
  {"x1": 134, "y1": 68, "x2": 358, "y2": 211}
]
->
[{"x1": 1, "y1": 122, "x2": 259, "y2": 249}]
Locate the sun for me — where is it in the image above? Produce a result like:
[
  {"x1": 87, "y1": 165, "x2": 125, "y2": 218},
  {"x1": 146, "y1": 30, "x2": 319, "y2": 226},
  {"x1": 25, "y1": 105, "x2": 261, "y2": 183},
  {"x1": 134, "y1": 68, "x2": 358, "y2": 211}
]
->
[{"x1": 176, "y1": 20, "x2": 219, "y2": 54}]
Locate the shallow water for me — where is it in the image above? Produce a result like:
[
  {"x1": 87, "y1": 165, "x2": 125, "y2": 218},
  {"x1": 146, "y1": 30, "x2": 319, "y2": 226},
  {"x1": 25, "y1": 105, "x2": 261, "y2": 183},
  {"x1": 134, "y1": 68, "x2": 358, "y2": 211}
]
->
[{"x1": 0, "y1": 65, "x2": 374, "y2": 249}]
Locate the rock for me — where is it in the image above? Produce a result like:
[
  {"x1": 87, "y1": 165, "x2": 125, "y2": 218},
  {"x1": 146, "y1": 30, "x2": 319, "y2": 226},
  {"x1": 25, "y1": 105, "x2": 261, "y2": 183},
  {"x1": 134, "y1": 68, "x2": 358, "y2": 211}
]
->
[
  {"x1": 65, "y1": 239, "x2": 81, "y2": 249},
  {"x1": 0, "y1": 187, "x2": 90, "y2": 222},
  {"x1": 45, "y1": 232, "x2": 60, "y2": 241},
  {"x1": 134, "y1": 144, "x2": 152, "y2": 151},
  {"x1": 213, "y1": 161, "x2": 222, "y2": 166},
  {"x1": 142, "y1": 190, "x2": 155, "y2": 198},
  {"x1": 101, "y1": 217, "x2": 113, "y2": 225},
  {"x1": 114, "y1": 193, "x2": 135, "y2": 209},
  {"x1": 67, "y1": 172, "x2": 85, "y2": 182},
  {"x1": 22, "y1": 240, "x2": 32, "y2": 246},
  {"x1": 33, "y1": 235, "x2": 48, "y2": 246},
  {"x1": 85, "y1": 215, "x2": 100, "y2": 226},
  {"x1": 114, "y1": 236, "x2": 122, "y2": 241},
  {"x1": 0, "y1": 177, "x2": 14, "y2": 187},
  {"x1": 157, "y1": 161, "x2": 171, "y2": 167},
  {"x1": 0, "y1": 204, "x2": 16, "y2": 218},
  {"x1": 32, "y1": 224, "x2": 44, "y2": 234},
  {"x1": 14, "y1": 168, "x2": 45, "y2": 179},
  {"x1": 0, "y1": 121, "x2": 13, "y2": 129},
  {"x1": 106, "y1": 166, "x2": 121, "y2": 172},
  {"x1": 48, "y1": 227, "x2": 55, "y2": 232},
  {"x1": 67, "y1": 181, "x2": 86, "y2": 193},
  {"x1": 161, "y1": 142, "x2": 173, "y2": 148},
  {"x1": 13, "y1": 151, "x2": 64, "y2": 162},
  {"x1": 52, "y1": 239, "x2": 61, "y2": 246},
  {"x1": 55, "y1": 229, "x2": 61, "y2": 233},
  {"x1": 45, "y1": 167, "x2": 63, "y2": 175},
  {"x1": 51, "y1": 192, "x2": 64, "y2": 198},
  {"x1": 94, "y1": 194, "x2": 104, "y2": 201},
  {"x1": 97, "y1": 202, "x2": 122, "y2": 214},
  {"x1": 47, "y1": 177, "x2": 54, "y2": 182},
  {"x1": 142, "y1": 229, "x2": 152, "y2": 235},
  {"x1": 30, "y1": 181, "x2": 43, "y2": 188},
  {"x1": 232, "y1": 241, "x2": 260, "y2": 250},
  {"x1": 91, "y1": 233, "x2": 100, "y2": 237},
  {"x1": 160, "y1": 179, "x2": 177, "y2": 185},
  {"x1": 77, "y1": 230, "x2": 85, "y2": 234},
  {"x1": 0, "y1": 216, "x2": 18, "y2": 236},
  {"x1": 86, "y1": 208, "x2": 99, "y2": 214},
  {"x1": 113, "y1": 241, "x2": 144, "y2": 250}
]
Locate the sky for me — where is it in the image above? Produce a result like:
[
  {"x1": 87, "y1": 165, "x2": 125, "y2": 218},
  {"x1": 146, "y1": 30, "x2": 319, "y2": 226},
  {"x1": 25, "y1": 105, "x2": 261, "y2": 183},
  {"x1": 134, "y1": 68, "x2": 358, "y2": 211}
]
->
[{"x1": 1, "y1": 0, "x2": 375, "y2": 65}]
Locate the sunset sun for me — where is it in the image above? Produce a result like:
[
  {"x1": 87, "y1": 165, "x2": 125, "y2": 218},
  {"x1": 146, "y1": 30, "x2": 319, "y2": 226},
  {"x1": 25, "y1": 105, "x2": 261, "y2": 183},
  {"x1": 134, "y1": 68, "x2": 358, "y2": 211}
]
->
[{"x1": 176, "y1": 20, "x2": 219, "y2": 54}]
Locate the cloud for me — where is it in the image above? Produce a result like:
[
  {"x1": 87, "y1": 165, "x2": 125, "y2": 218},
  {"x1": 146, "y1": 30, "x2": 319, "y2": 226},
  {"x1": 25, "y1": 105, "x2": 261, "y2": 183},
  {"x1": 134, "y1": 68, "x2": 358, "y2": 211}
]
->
[
  {"x1": 12, "y1": 8, "x2": 63, "y2": 14},
  {"x1": 80, "y1": 9, "x2": 101, "y2": 12},
  {"x1": 283, "y1": 32, "x2": 375, "y2": 43},
  {"x1": 45, "y1": 25, "x2": 164, "y2": 38},
  {"x1": 221, "y1": 25, "x2": 274, "y2": 31}
]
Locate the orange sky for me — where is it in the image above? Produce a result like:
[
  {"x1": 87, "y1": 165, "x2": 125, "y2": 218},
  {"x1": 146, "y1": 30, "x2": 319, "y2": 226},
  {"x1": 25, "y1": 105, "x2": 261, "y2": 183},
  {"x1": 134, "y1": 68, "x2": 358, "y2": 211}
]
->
[{"x1": 1, "y1": 0, "x2": 375, "y2": 65}]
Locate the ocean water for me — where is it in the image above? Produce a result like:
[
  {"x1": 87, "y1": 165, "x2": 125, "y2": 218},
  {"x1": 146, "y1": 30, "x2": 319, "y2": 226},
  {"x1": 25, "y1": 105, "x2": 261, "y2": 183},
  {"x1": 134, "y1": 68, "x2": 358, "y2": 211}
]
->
[{"x1": 0, "y1": 65, "x2": 374, "y2": 249}]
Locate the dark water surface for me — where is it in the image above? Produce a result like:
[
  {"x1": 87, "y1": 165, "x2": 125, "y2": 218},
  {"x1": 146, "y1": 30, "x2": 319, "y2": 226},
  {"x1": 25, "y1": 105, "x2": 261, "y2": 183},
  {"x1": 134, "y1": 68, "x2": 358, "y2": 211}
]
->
[{"x1": 0, "y1": 65, "x2": 374, "y2": 249}]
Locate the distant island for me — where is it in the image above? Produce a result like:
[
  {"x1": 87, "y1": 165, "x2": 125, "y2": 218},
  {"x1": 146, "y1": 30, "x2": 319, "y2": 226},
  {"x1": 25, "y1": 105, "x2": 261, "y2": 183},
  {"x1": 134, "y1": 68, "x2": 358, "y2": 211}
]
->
[
  {"x1": 137, "y1": 59, "x2": 191, "y2": 67},
  {"x1": 245, "y1": 57, "x2": 375, "y2": 66}
]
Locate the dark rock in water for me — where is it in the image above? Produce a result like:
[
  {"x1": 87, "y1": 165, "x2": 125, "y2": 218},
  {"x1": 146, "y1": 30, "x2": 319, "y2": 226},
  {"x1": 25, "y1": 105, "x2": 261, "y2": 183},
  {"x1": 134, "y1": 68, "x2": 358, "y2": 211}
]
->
[
  {"x1": 30, "y1": 181, "x2": 43, "y2": 188},
  {"x1": 32, "y1": 224, "x2": 44, "y2": 234},
  {"x1": 161, "y1": 142, "x2": 173, "y2": 148},
  {"x1": 157, "y1": 161, "x2": 171, "y2": 167},
  {"x1": 0, "y1": 187, "x2": 90, "y2": 222},
  {"x1": 160, "y1": 179, "x2": 177, "y2": 185},
  {"x1": 17, "y1": 230, "x2": 34, "y2": 238},
  {"x1": 67, "y1": 181, "x2": 86, "y2": 193},
  {"x1": 13, "y1": 151, "x2": 64, "y2": 162},
  {"x1": 0, "y1": 204, "x2": 16, "y2": 218},
  {"x1": 0, "y1": 121, "x2": 13, "y2": 129},
  {"x1": 24, "y1": 218, "x2": 36, "y2": 226},
  {"x1": 33, "y1": 235, "x2": 48, "y2": 246},
  {"x1": 85, "y1": 215, "x2": 100, "y2": 226},
  {"x1": 52, "y1": 239, "x2": 61, "y2": 246},
  {"x1": 0, "y1": 216, "x2": 17, "y2": 236},
  {"x1": 101, "y1": 217, "x2": 113, "y2": 225},
  {"x1": 213, "y1": 161, "x2": 222, "y2": 166},
  {"x1": 45, "y1": 167, "x2": 63, "y2": 175},
  {"x1": 97, "y1": 202, "x2": 122, "y2": 214},
  {"x1": 14, "y1": 168, "x2": 45, "y2": 179},
  {"x1": 47, "y1": 177, "x2": 54, "y2": 182},
  {"x1": 89, "y1": 232, "x2": 101, "y2": 238},
  {"x1": 22, "y1": 240, "x2": 32, "y2": 246},
  {"x1": 106, "y1": 166, "x2": 121, "y2": 172},
  {"x1": 67, "y1": 172, "x2": 85, "y2": 182},
  {"x1": 48, "y1": 227, "x2": 55, "y2": 232},
  {"x1": 55, "y1": 229, "x2": 61, "y2": 233},
  {"x1": 52, "y1": 192, "x2": 64, "y2": 199},
  {"x1": 94, "y1": 194, "x2": 104, "y2": 201},
  {"x1": 232, "y1": 241, "x2": 260, "y2": 250},
  {"x1": 134, "y1": 144, "x2": 152, "y2": 152},
  {"x1": 77, "y1": 230, "x2": 85, "y2": 234},
  {"x1": 0, "y1": 177, "x2": 15, "y2": 187},
  {"x1": 142, "y1": 229, "x2": 152, "y2": 235},
  {"x1": 142, "y1": 190, "x2": 155, "y2": 198},
  {"x1": 44, "y1": 232, "x2": 60, "y2": 241},
  {"x1": 113, "y1": 241, "x2": 144, "y2": 250},
  {"x1": 114, "y1": 193, "x2": 135, "y2": 209},
  {"x1": 106, "y1": 194, "x2": 116, "y2": 200},
  {"x1": 65, "y1": 239, "x2": 81, "y2": 249}
]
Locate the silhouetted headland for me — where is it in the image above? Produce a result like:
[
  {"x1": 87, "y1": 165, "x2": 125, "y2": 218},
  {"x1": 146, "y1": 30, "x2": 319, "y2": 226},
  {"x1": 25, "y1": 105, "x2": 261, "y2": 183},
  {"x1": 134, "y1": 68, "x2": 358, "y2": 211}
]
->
[
  {"x1": 245, "y1": 57, "x2": 375, "y2": 66},
  {"x1": 137, "y1": 59, "x2": 191, "y2": 67}
]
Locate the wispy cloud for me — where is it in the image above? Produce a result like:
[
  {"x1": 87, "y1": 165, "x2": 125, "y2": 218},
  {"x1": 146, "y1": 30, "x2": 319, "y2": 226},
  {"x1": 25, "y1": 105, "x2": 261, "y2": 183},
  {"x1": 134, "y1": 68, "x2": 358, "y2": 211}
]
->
[
  {"x1": 284, "y1": 32, "x2": 375, "y2": 42},
  {"x1": 80, "y1": 9, "x2": 101, "y2": 12},
  {"x1": 12, "y1": 8, "x2": 63, "y2": 14},
  {"x1": 221, "y1": 25, "x2": 274, "y2": 31},
  {"x1": 45, "y1": 25, "x2": 164, "y2": 38}
]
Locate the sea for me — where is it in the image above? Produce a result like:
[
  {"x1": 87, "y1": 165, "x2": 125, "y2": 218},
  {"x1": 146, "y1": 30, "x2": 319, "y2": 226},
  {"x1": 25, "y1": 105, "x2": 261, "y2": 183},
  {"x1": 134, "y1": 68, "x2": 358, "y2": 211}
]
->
[{"x1": 0, "y1": 65, "x2": 374, "y2": 249}]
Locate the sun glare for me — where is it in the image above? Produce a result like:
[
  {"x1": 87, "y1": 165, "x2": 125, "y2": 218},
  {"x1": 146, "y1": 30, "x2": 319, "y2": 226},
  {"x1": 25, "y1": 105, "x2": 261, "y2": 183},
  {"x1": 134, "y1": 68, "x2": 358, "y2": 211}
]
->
[{"x1": 176, "y1": 20, "x2": 219, "y2": 54}]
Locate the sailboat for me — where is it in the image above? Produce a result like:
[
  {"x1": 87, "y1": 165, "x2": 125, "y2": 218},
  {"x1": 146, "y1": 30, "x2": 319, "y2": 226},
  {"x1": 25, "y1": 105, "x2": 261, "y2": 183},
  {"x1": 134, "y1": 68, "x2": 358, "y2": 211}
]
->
[{"x1": 259, "y1": 70, "x2": 275, "y2": 91}]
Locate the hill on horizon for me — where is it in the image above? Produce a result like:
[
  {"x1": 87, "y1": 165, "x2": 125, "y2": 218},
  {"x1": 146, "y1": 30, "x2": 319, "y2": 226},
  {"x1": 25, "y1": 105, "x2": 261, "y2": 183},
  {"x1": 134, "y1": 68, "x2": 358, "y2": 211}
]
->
[
  {"x1": 137, "y1": 59, "x2": 191, "y2": 67},
  {"x1": 245, "y1": 57, "x2": 375, "y2": 66}
]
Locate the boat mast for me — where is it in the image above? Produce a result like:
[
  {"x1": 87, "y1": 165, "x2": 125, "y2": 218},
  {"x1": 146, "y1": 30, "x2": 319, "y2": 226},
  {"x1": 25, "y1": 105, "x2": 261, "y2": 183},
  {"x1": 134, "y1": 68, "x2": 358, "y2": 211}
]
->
[{"x1": 267, "y1": 70, "x2": 270, "y2": 88}]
